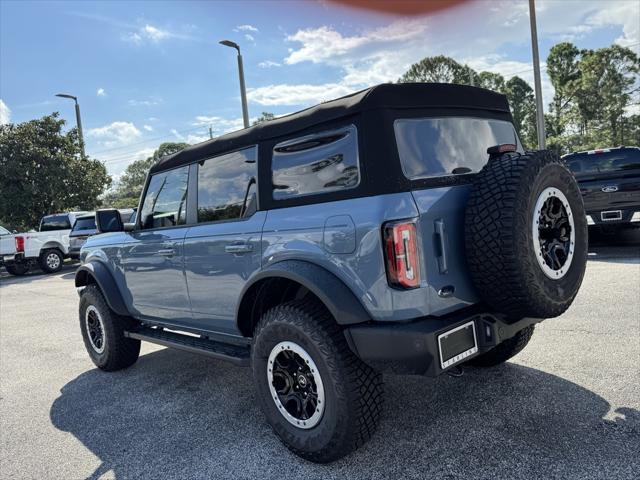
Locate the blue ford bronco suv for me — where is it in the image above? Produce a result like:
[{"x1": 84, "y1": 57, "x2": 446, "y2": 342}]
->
[{"x1": 76, "y1": 83, "x2": 588, "y2": 463}]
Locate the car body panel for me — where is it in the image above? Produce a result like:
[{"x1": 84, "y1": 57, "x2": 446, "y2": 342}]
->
[{"x1": 183, "y1": 212, "x2": 267, "y2": 335}]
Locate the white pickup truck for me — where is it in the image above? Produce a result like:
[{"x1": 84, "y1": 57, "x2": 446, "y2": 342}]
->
[{"x1": 1, "y1": 212, "x2": 89, "y2": 276}]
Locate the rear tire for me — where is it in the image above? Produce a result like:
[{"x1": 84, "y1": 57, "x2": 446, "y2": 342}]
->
[
  {"x1": 79, "y1": 285, "x2": 140, "y2": 371},
  {"x1": 5, "y1": 262, "x2": 29, "y2": 276},
  {"x1": 468, "y1": 325, "x2": 535, "y2": 367},
  {"x1": 252, "y1": 298, "x2": 383, "y2": 463},
  {"x1": 39, "y1": 248, "x2": 64, "y2": 273}
]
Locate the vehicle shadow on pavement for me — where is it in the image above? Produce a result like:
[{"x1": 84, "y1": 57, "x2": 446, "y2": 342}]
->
[
  {"x1": 50, "y1": 349, "x2": 640, "y2": 480},
  {"x1": 0, "y1": 262, "x2": 78, "y2": 285}
]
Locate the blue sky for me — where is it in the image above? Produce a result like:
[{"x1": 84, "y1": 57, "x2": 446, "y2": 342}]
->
[{"x1": 1, "y1": 0, "x2": 638, "y2": 178}]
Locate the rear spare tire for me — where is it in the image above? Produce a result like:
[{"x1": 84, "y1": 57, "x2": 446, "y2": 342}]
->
[{"x1": 465, "y1": 150, "x2": 587, "y2": 319}]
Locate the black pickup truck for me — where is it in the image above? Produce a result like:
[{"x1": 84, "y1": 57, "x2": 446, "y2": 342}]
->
[{"x1": 563, "y1": 146, "x2": 640, "y2": 231}]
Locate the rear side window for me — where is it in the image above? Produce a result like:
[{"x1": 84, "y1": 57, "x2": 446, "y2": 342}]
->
[
  {"x1": 140, "y1": 166, "x2": 189, "y2": 229},
  {"x1": 272, "y1": 125, "x2": 359, "y2": 199},
  {"x1": 40, "y1": 215, "x2": 71, "y2": 231},
  {"x1": 394, "y1": 117, "x2": 522, "y2": 179},
  {"x1": 564, "y1": 149, "x2": 640, "y2": 176},
  {"x1": 197, "y1": 146, "x2": 257, "y2": 223},
  {"x1": 72, "y1": 217, "x2": 96, "y2": 232}
]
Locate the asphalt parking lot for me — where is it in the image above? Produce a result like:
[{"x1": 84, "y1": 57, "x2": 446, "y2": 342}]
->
[{"x1": 1, "y1": 236, "x2": 639, "y2": 479}]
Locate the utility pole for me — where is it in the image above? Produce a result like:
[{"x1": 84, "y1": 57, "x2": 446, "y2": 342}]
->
[
  {"x1": 209, "y1": 126, "x2": 213, "y2": 139},
  {"x1": 55, "y1": 93, "x2": 86, "y2": 157},
  {"x1": 529, "y1": 0, "x2": 546, "y2": 149},
  {"x1": 219, "y1": 40, "x2": 250, "y2": 128}
]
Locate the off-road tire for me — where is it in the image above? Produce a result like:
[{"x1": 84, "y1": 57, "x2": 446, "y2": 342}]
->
[
  {"x1": 468, "y1": 325, "x2": 535, "y2": 367},
  {"x1": 39, "y1": 248, "x2": 64, "y2": 274},
  {"x1": 465, "y1": 150, "x2": 588, "y2": 319},
  {"x1": 79, "y1": 285, "x2": 140, "y2": 371},
  {"x1": 252, "y1": 298, "x2": 383, "y2": 463},
  {"x1": 5, "y1": 262, "x2": 29, "y2": 276}
]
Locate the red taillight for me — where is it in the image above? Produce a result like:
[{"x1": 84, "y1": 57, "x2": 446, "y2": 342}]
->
[
  {"x1": 15, "y1": 236, "x2": 25, "y2": 253},
  {"x1": 383, "y1": 220, "x2": 420, "y2": 289}
]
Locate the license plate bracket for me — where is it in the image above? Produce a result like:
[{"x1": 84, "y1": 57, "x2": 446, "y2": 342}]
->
[{"x1": 438, "y1": 320, "x2": 478, "y2": 369}]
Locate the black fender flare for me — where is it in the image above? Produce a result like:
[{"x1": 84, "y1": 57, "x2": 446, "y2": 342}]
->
[
  {"x1": 236, "y1": 260, "x2": 371, "y2": 330},
  {"x1": 75, "y1": 262, "x2": 130, "y2": 316}
]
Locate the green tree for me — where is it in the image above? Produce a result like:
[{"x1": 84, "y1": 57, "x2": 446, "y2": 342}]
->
[
  {"x1": 102, "y1": 142, "x2": 188, "y2": 208},
  {"x1": 505, "y1": 76, "x2": 538, "y2": 149},
  {"x1": 253, "y1": 112, "x2": 275, "y2": 125},
  {"x1": 477, "y1": 71, "x2": 506, "y2": 92},
  {"x1": 0, "y1": 113, "x2": 111, "y2": 230},
  {"x1": 398, "y1": 55, "x2": 474, "y2": 84},
  {"x1": 546, "y1": 42, "x2": 581, "y2": 138}
]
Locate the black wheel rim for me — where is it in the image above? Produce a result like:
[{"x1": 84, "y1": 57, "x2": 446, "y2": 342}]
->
[
  {"x1": 533, "y1": 187, "x2": 575, "y2": 279},
  {"x1": 268, "y1": 342, "x2": 325, "y2": 429},
  {"x1": 85, "y1": 306, "x2": 105, "y2": 353}
]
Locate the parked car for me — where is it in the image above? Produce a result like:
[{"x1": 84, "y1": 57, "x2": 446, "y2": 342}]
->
[
  {"x1": 1, "y1": 225, "x2": 19, "y2": 270},
  {"x1": 68, "y1": 209, "x2": 135, "y2": 259},
  {"x1": 3, "y1": 211, "x2": 89, "y2": 275},
  {"x1": 75, "y1": 83, "x2": 588, "y2": 462},
  {"x1": 563, "y1": 146, "x2": 640, "y2": 231}
]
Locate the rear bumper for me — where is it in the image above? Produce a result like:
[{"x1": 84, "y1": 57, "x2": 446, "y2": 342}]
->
[
  {"x1": 344, "y1": 308, "x2": 541, "y2": 376},
  {"x1": 585, "y1": 207, "x2": 640, "y2": 227},
  {"x1": 1, "y1": 252, "x2": 25, "y2": 265}
]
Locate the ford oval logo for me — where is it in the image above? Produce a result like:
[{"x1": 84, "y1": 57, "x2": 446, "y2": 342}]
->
[{"x1": 602, "y1": 186, "x2": 619, "y2": 193}]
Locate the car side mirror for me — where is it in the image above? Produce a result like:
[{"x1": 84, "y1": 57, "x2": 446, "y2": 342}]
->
[{"x1": 96, "y1": 209, "x2": 124, "y2": 233}]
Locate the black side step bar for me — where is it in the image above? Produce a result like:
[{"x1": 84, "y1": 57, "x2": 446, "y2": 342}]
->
[{"x1": 125, "y1": 327, "x2": 250, "y2": 366}]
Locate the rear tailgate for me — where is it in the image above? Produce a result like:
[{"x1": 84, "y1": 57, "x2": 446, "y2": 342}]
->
[
  {"x1": 412, "y1": 186, "x2": 480, "y2": 315},
  {"x1": 393, "y1": 115, "x2": 523, "y2": 315}
]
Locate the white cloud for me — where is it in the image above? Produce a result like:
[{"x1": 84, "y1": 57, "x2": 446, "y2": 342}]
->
[
  {"x1": 128, "y1": 98, "x2": 162, "y2": 107},
  {"x1": 88, "y1": 121, "x2": 142, "y2": 148},
  {"x1": 143, "y1": 125, "x2": 153, "y2": 132},
  {"x1": 186, "y1": 133, "x2": 210, "y2": 144},
  {"x1": 248, "y1": 83, "x2": 356, "y2": 106},
  {"x1": 258, "y1": 60, "x2": 281, "y2": 68},
  {"x1": 143, "y1": 24, "x2": 169, "y2": 42},
  {"x1": 192, "y1": 116, "x2": 248, "y2": 134},
  {"x1": 123, "y1": 23, "x2": 191, "y2": 44},
  {"x1": 261, "y1": 1, "x2": 637, "y2": 111},
  {"x1": 170, "y1": 128, "x2": 184, "y2": 140},
  {"x1": 245, "y1": 34, "x2": 255, "y2": 43},
  {"x1": 97, "y1": 88, "x2": 106, "y2": 97},
  {"x1": 0, "y1": 99, "x2": 11, "y2": 124},
  {"x1": 234, "y1": 24, "x2": 258, "y2": 33}
]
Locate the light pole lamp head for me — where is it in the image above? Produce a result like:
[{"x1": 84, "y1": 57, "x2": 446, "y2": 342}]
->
[
  {"x1": 219, "y1": 39, "x2": 240, "y2": 53},
  {"x1": 56, "y1": 93, "x2": 77, "y2": 102}
]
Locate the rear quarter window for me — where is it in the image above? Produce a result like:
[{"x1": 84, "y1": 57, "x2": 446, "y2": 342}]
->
[
  {"x1": 40, "y1": 215, "x2": 71, "y2": 231},
  {"x1": 394, "y1": 117, "x2": 522, "y2": 179},
  {"x1": 72, "y1": 217, "x2": 96, "y2": 232},
  {"x1": 271, "y1": 124, "x2": 360, "y2": 199}
]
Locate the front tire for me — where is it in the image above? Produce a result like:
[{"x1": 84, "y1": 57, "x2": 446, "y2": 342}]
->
[
  {"x1": 252, "y1": 299, "x2": 383, "y2": 463},
  {"x1": 39, "y1": 248, "x2": 64, "y2": 273},
  {"x1": 79, "y1": 285, "x2": 140, "y2": 371}
]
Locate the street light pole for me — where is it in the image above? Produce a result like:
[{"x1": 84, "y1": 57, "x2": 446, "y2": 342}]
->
[
  {"x1": 528, "y1": 0, "x2": 546, "y2": 149},
  {"x1": 219, "y1": 40, "x2": 250, "y2": 128},
  {"x1": 55, "y1": 93, "x2": 86, "y2": 157}
]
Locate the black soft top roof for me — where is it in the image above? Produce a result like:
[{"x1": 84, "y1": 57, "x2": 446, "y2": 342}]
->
[{"x1": 151, "y1": 83, "x2": 510, "y2": 174}]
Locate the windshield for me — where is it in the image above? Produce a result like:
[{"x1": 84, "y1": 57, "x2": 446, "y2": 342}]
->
[
  {"x1": 72, "y1": 217, "x2": 96, "y2": 233},
  {"x1": 394, "y1": 117, "x2": 522, "y2": 179},
  {"x1": 0, "y1": 226, "x2": 10, "y2": 235},
  {"x1": 564, "y1": 149, "x2": 640, "y2": 176},
  {"x1": 40, "y1": 214, "x2": 71, "y2": 231}
]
